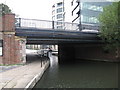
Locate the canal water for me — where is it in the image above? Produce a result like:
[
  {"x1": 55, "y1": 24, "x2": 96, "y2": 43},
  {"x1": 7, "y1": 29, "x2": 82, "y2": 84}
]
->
[{"x1": 34, "y1": 55, "x2": 119, "y2": 88}]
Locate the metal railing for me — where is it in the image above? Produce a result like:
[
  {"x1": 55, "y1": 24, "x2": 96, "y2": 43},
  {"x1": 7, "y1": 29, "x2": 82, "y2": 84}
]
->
[{"x1": 15, "y1": 18, "x2": 79, "y2": 31}]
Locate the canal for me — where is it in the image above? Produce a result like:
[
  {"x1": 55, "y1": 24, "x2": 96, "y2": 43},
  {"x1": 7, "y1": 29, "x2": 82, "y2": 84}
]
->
[{"x1": 34, "y1": 55, "x2": 119, "y2": 88}]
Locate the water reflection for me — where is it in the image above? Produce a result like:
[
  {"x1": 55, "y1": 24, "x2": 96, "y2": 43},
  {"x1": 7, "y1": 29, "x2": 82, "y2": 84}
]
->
[
  {"x1": 49, "y1": 56, "x2": 58, "y2": 68},
  {"x1": 34, "y1": 55, "x2": 118, "y2": 88}
]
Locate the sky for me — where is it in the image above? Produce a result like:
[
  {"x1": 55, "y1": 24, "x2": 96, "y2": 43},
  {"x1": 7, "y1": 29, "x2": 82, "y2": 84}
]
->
[
  {"x1": 0, "y1": 0, "x2": 118, "y2": 21},
  {"x1": 0, "y1": 0, "x2": 54, "y2": 20}
]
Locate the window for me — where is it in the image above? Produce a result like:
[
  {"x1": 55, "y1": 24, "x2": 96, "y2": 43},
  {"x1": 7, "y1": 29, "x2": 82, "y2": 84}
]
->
[
  {"x1": 0, "y1": 40, "x2": 3, "y2": 56},
  {"x1": 82, "y1": 16, "x2": 89, "y2": 23},
  {"x1": 57, "y1": 8, "x2": 63, "y2": 13},
  {"x1": 57, "y1": 2, "x2": 63, "y2": 7},
  {"x1": 82, "y1": 16, "x2": 99, "y2": 23},
  {"x1": 82, "y1": 3, "x2": 90, "y2": 9},
  {"x1": 57, "y1": 21, "x2": 63, "y2": 25},
  {"x1": 82, "y1": 3, "x2": 103, "y2": 12},
  {"x1": 57, "y1": 14, "x2": 63, "y2": 19},
  {"x1": 57, "y1": 26, "x2": 63, "y2": 29}
]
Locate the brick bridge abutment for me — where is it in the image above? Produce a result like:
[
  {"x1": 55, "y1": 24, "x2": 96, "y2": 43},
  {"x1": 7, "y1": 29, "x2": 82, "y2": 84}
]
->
[{"x1": 0, "y1": 14, "x2": 26, "y2": 65}]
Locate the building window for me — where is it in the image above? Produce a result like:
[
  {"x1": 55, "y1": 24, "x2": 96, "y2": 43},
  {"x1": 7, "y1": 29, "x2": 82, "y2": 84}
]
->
[
  {"x1": 57, "y1": 8, "x2": 63, "y2": 13},
  {"x1": 82, "y1": 3, "x2": 103, "y2": 12},
  {"x1": 57, "y1": 14, "x2": 63, "y2": 19},
  {"x1": 57, "y1": 2, "x2": 63, "y2": 7},
  {"x1": 82, "y1": 16, "x2": 99, "y2": 23},
  {"x1": 57, "y1": 21, "x2": 63, "y2": 25},
  {"x1": 0, "y1": 40, "x2": 3, "y2": 56},
  {"x1": 57, "y1": 26, "x2": 63, "y2": 29}
]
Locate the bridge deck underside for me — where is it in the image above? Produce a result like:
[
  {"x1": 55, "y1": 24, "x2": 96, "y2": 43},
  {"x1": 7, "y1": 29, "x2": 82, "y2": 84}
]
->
[{"x1": 15, "y1": 28, "x2": 102, "y2": 44}]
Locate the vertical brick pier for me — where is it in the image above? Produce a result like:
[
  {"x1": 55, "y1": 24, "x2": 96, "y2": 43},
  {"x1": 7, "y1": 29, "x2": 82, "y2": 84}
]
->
[{"x1": 0, "y1": 14, "x2": 26, "y2": 65}]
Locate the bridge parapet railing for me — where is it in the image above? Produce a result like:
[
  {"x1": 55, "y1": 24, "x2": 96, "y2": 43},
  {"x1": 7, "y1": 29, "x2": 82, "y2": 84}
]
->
[
  {"x1": 53, "y1": 21, "x2": 79, "y2": 31},
  {"x1": 15, "y1": 18, "x2": 79, "y2": 31}
]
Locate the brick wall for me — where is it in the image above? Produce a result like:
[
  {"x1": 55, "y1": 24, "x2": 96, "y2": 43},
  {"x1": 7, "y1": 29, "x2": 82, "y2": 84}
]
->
[
  {"x1": 15, "y1": 37, "x2": 26, "y2": 64},
  {"x1": 75, "y1": 44, "x2": 120, "y2": 62},
  {"x1": 2, "y1": 14, "x2": 15, "y2": 31},
  {"x1": 1, "y1": 14, "x2": 26, "y2": 65},
  {"x1": 3, "y1": 34, "x2": 16, "y2": 64},
  {"x1": 2, "y1": 14, "x2": 16, "y2": 64}
]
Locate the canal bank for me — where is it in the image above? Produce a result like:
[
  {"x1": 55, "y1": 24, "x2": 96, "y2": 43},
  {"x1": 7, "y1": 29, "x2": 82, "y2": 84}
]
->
[{"x1": 0, "y1": 54, "x2": 50, "y2": 89}]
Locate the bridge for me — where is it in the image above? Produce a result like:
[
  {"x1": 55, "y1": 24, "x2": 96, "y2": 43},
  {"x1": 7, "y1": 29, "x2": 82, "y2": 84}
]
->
[
  {"x1": 0, "y1": 14, "x2": 119, "y2": 65},
  {"x1": 15, "y1": 18, "x2": 101, "y2": 44}
]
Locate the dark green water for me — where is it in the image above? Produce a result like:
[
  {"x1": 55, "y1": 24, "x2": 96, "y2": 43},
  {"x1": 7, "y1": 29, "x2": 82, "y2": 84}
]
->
[{"x1": 34, "y1": 56, "x2": 119, "y2": 88}]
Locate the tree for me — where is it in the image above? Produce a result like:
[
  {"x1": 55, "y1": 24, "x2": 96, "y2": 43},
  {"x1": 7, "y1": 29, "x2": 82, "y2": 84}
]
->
[
  {"x1": 98, "y1": 1, "x2": 120, "y2": 59},
  {"x1": 0, "y1": 3, "x2": 12, "y2": 16}
]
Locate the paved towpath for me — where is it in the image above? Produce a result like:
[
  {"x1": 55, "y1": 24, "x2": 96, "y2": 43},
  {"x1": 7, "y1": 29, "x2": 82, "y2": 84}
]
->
[{"x1": 0, "y1": 53, "x2": 49, "y2": 89}]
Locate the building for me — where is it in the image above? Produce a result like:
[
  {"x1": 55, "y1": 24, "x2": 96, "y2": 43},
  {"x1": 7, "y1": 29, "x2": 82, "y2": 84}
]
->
[
  {"x1": 71, "y1": 0, "x2": 112, "y2": 30},
  {"x1": 52, "y1": 0, "x2": 74, "y2": 30},
  {"x1": 52, "y1": 0, "x2": 112, "y2": 31},
  {"x1": 52, "y1": 0, "x2": 64, "y2": 29}
]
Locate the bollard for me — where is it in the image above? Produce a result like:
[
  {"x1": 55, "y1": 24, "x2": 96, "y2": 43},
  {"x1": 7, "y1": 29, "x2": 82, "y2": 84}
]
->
[{"x1": 41, "y1": 58, "x2": 42, "y2": 67}]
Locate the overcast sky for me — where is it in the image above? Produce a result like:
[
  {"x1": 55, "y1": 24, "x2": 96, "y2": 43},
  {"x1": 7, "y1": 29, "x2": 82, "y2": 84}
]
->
[
  {"x1": 0, "y1": 0, "x2": 53, "y2": 20},
  {"x1": 0, "y1": 0, "x2": 118, "y2": 21}
]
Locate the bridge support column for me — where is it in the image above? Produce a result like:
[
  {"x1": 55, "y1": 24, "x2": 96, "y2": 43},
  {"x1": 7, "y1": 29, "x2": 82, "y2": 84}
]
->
[
  {"x1": 58, "y1": 44, "x2": 75, "y2": 64},
  {"x1": 14, "y1": 36, "x2": 26, "y2": 64},
  {"x1": 0, "y1": 14, "x2": 26, "y2": 65}
]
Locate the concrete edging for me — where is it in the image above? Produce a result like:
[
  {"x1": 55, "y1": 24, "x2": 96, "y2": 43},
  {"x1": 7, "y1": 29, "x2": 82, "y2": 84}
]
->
[{"x1": 24, "y1": 61, "x2": 50, "y2": 89}]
